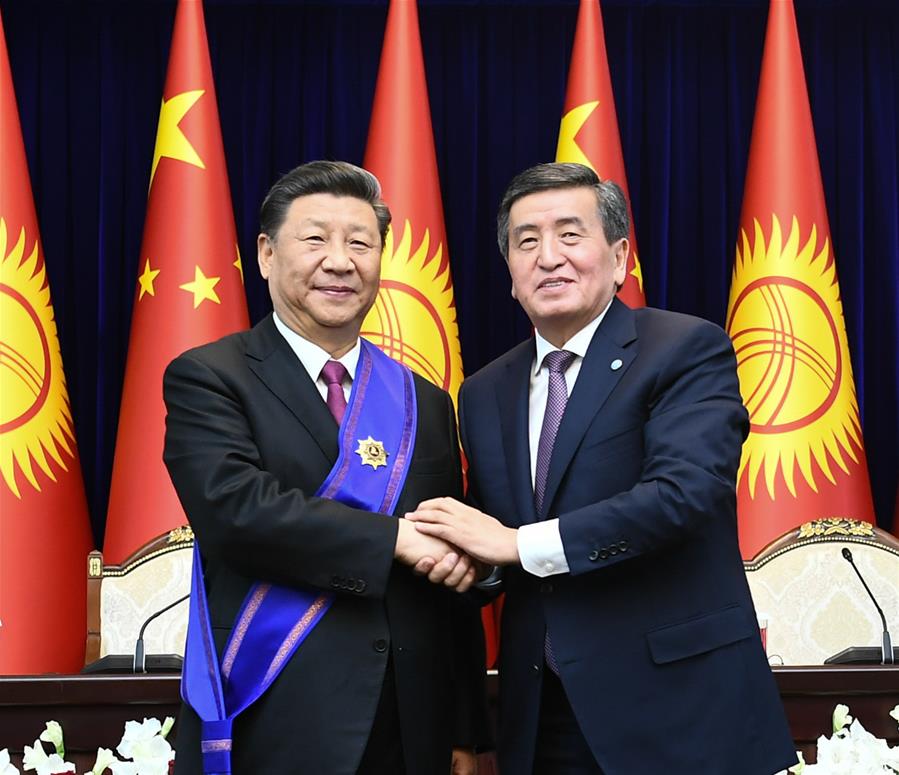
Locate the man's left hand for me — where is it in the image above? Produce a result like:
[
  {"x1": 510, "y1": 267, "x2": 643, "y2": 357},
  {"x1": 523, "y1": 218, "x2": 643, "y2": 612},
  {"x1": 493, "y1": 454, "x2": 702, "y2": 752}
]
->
[
  {"x1": 406, "y1": 498, "x2": 519, "y2": 566},
  {"x1": 451, "y1": 747, "x2": 477, "y2": 775}
]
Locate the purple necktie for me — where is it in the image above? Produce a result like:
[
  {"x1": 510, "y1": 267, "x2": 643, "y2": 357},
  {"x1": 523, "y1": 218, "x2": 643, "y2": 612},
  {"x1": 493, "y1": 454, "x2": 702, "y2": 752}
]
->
[
  {"x1": 321, "y1": 360, "x2": 349, "y2": 424},
  {"x1": 534, "y1": 349, "x2": 576, "y2": 674}
]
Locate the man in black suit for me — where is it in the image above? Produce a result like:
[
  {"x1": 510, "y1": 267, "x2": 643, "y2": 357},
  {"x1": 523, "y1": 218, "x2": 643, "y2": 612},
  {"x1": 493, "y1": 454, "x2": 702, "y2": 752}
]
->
[
  {"x1": 163, "y1": 161, "x2": 485, "y2": 774},
  {"x1": 408, "y1": 163, "x2": 796, "y2": 774}
]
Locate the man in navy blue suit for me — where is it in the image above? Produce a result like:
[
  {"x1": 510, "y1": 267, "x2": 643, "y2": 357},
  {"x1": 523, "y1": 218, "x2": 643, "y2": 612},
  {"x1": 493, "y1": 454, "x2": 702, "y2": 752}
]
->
[{"x1": 408, "y1": 162, "x2": 797, "y2": 774}]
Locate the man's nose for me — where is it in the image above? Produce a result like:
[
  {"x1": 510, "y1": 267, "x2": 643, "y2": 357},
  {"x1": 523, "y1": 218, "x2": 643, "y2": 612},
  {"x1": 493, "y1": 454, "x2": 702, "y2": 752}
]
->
[
  {"x1": 536, "y1": 238, "x2": 564, "y2": 269},
  {"x1": 321, "y1": 240, "x2": 353, "y2": 272}
]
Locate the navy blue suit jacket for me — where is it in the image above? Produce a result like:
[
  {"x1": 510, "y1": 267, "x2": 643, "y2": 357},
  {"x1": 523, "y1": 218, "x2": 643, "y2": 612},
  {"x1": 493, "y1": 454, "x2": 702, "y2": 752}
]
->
[{"x1": 460, "y1": 299, "x2": 795, "y2": 774}]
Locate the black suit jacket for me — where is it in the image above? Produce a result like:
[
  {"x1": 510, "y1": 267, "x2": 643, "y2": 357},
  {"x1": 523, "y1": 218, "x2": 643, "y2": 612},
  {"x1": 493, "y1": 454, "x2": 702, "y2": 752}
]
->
[
  {"x1": 163, "y1": 315, "x2": 486, "y2": 774},
  {"x1": 461, "y1": 299, "x2": 796, "y2": 775}
]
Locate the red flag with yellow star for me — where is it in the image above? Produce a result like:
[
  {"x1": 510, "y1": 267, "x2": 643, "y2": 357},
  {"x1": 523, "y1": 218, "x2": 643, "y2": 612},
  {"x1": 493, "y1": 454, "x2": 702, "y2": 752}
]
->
[
  {"x1": 361, "y1": 0, "x2": 496, "y2": 664},
  {"x1": 103, "y1": 0, "x2": 249, "y2": 563},
  {"x1": 726, "y1": 0, "x2": 875, "y2": 559},
  {"x1": 556, "y1": 0, "x2": 645, "y2": 307},
  {"x1": 0, "y1": 10, "x2": 94, "y2": 673}
]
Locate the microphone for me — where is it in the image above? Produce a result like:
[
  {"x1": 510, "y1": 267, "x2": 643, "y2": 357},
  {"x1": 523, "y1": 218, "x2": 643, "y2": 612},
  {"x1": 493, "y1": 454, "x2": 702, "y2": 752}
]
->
[
  {"x1": 133, "y1": 593, "x2": 190, "y2": 673},
  {"x1": 841, "y1": 548, "x2": 894, "y2": 665}
]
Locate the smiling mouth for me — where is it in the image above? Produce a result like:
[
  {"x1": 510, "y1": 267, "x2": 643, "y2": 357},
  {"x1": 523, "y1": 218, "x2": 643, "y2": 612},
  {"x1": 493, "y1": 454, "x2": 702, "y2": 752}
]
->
[
  {"x1": 316, "y1": 286, "x2": 356, "y2": 296},
  {"x1": 537, "y1": 278, "x2": 572, "y2": 290}
]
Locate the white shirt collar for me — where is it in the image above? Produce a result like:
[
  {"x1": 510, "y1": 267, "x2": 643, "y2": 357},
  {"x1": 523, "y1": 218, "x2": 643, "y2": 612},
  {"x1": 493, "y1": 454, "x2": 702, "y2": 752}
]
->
[
  {"x1": 533, "y1": 297, "x2": 614, "y2": 376},
  {"x1": 272, "y1": 311, "x2": 361, "y2": 383}
]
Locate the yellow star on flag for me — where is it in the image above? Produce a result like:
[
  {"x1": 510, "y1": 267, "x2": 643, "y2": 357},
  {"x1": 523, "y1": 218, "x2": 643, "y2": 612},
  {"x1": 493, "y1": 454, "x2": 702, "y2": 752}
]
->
[
  {"x1": 233, "y1": 244, "x2": 244, "y2": 284},
  {"x1": 179, "y1": 265, "x2": 221, "y2": 308},
  {"x1": 137, "y1": 259, "x2": 160, "y2": 300},
  {"x1": 630, "y1": 252, "x2": 644, "y2": 293},
  {"x1": 150, "y1": 89, "x2": 206, "y2": 189},
  {"x1": 556, "y1": 100, "x2": 599, "y2": 170}
]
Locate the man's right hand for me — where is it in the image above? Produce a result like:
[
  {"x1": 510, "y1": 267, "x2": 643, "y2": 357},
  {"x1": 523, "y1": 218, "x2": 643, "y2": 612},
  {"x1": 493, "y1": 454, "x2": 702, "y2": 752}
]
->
[{"x1": 395, "y1": 519, "x2": 476, "y2": 592}]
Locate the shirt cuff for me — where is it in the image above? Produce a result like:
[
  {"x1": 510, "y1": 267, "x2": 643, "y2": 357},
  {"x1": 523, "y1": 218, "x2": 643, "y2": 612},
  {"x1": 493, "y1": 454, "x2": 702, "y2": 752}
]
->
[{"x1": 517, "y1": 519, "x2": 569, "y2": 577}]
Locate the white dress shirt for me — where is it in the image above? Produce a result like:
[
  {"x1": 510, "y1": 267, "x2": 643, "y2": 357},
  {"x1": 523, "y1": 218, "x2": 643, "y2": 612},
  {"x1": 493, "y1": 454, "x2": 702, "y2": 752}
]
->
[
  {"x1": 517, "y1": 299, "x2": 614, "y2": 578},
  {"x1": 272, "y1": 312, "x2": 358, "y2": 403}
]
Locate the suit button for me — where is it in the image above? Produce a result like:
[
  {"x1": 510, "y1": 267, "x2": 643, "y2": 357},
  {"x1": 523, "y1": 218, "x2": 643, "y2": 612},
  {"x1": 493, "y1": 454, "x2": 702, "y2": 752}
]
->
[
  {"x1": 608, "y1": 545, "x2": 618, "y2": 556},
  {"x1": 532, "y1": 664, "x2": 540, "y2": 674},
  {"x1": 599, "y1": 549, "x2": 609, "y2": 560},
  {"x1": 330, "y1": 576, "x2": 342, "y2": 589},
  {"x1": 618, "y1": 540, "x2": 629, "y2": 552},
  {"x1": 542, "y1": 582, "x2": 553, "y2": 594},
  {"x1": 588, "y1": 549, "x2": 599, "y2": 561},
  {"x1": 373, "y1": 638, "x2": 388, "y2": 653},
  {"x1": 355, "y1": 579, "x2": 367, "y2": 593}
]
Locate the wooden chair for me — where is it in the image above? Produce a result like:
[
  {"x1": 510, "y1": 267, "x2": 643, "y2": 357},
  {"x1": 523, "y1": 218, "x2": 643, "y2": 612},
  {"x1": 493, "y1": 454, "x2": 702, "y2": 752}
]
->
[
  {"x1": 85, "y1": 526, "x2": 194, "y2": 670},
  {"x1": 744, "y1": 518, "x2": 899, "y2": 665}
]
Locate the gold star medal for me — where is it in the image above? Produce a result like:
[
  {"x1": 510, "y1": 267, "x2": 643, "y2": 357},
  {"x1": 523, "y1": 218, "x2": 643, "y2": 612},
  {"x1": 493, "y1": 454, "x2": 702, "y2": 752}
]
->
[{"x1": 356, "y1": 437, "x2": 389, "y2": 470}]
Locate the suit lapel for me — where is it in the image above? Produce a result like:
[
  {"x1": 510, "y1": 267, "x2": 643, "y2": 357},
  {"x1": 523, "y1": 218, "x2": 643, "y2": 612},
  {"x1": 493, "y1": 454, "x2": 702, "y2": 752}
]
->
[
  {"x1": 540, "y1": 299, "x2": 638, "y2": 518},
  {"x1": 497, "y1": 340, "x2": 538, "y2": 526},
  {"x1": 246, "y1": 315, "x2": 338, "y2": 464}
]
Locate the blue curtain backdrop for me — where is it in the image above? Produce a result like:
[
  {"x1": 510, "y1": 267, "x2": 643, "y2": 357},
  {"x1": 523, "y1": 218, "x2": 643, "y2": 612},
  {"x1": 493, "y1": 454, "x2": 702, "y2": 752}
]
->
[{"x1": 3, "y1": 0, "x2": 897, "y2": 543}]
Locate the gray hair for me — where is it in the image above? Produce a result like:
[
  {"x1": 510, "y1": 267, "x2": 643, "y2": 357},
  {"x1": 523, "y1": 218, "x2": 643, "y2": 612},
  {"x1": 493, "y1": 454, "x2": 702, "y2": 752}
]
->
[
  {"x1": 496, "y1": 162, "x2": 629, "y2": 260},
  {"x1": 260, "y1": 160, "x2": 391, "y2": 245}
]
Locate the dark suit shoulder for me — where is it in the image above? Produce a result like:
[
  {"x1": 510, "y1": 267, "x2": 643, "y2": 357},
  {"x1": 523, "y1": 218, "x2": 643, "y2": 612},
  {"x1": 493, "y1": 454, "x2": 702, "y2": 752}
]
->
[
  {"x1": 461, "y1": 339, "x2": 534, "y2": 394},
  {"x1": 171, "y1": 328, "x2": 252, "y2": 366},
  {"x1": 632, "y1": 306, "x2": 728, "y2": 344}
]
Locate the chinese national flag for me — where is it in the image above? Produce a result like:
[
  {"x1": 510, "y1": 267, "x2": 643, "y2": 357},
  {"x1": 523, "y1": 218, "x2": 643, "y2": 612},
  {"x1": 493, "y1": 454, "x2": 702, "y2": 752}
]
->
[
  {"x1": 0, "y1": 11, "x2": 93, "y2": 673},
  {"x1": 556, "y1": 0, "x2": 645, "y2": 308},
  {"x1": 103, "y1": 0, "x2": 249, "y2": 563},
  {"x1": 726, "y1": 0, "x2": 875, "y2": 559},
  {"x1": 361, "y1": 0, "x2": 497, "y2": 665}
]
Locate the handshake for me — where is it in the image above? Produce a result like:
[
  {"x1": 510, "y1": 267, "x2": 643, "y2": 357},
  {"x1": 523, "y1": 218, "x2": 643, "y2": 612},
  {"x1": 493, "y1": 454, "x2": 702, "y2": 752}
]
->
[{"x1": 394, "y1": 497, "x2": 520, "y2": 593}]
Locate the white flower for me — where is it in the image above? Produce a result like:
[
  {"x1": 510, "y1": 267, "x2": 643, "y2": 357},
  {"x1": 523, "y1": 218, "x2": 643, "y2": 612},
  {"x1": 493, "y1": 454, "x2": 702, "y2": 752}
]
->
[
  {"x1": 38, "y1": 724, "x2": 64, "y2": 759},
  {"x1": 158, "y1": 719, "x2": 174, "y2": 741},
  {"x1": 21, "y1": 739, "x2": 74, "y2": 775},
  {"x1": 106, "y1": 763, "x2": 138, "y2": 775},
  {"x1": 114, "y1": 719, "x2": 173, "y2": 775},
  {"x1": 787, "y1": 751, "x2": 805, "y2": 773},
  {"x1": 0, "y1": 749, "x2": 21, "y2": 775},
  {"x1": 890, "y1": 704, "x2": 899, "y2": 727},
  {"x1": 831, "y1": 703, "x2": 852, "y2": 734},
  {"x1": 87, "y1": 748, "x2": 118, "y2": 775}
]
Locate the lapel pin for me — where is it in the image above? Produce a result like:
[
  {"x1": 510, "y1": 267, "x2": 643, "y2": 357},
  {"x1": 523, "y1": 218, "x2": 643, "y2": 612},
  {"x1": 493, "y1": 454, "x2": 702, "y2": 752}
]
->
[{"x1": 610, "y1": 358, "x2": 623, "y2": 371}]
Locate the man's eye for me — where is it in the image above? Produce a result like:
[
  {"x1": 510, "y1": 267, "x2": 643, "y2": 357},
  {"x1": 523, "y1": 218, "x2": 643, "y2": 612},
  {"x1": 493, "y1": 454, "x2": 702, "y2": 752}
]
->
[
  {"x1": 350, "y1": 240, "x2": 372, "y2": 251},
  {"x1": 560, "y1": 232, "x2": 581, "y2": 241},
  {"x1": 518, "y1": 237, "x2": 537, "y2": 249},
  {"x1": 304, "y1": 234, "x2": 325, "y2": 244}
]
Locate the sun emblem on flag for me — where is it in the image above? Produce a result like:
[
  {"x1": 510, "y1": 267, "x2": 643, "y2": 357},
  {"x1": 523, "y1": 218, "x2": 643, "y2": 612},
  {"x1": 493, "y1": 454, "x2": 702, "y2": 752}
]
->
[
  {"x1": 726, "y1": 214, "x2": 863, "y2": 500},
  {"x1": 0, "y1": 219, "x2": 77, "y2": 497},
  {"x1": 361, "y1": 220, "x2": 463, "y2": 401}
]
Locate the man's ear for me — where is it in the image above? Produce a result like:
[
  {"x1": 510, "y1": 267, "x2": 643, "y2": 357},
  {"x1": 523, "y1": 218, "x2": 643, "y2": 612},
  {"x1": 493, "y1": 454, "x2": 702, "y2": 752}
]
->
[
  {"x1": 257, "y1": 233, "x2": 273, "y2": 279},
  {"x1": 613, "y1": 237, "x2": 629, "y2": 285}
]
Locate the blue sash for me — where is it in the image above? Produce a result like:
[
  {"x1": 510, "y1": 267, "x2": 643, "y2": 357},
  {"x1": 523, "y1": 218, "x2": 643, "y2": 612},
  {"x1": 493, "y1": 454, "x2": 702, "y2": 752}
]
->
[{"x1": 181, "y1": 340, "x2": 418, "y2": 774}]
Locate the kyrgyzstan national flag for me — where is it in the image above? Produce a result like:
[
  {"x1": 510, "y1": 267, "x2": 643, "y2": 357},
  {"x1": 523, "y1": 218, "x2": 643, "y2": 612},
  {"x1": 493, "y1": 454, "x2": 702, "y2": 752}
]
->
[
  {"x1": 361, "y1": 0, "x2": 496, "y2": 665},
  {"x1": 104, "y1": 0, "x2": 249, "y2": 563},
  {"x1": 0, "y1": 11, "x2": 93, "y2": 673},
  {"x1": 726, "y1": 0, "x2": 875, "y2": 559},
  {"x1": 556, "y1": 0, "x2": 645, "y2": 308}
]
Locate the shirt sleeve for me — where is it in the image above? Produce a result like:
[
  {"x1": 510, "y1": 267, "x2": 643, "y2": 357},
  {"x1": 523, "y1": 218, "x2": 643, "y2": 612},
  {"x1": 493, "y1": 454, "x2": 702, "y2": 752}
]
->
[{"x1": 517, "y1": 519, "x2": 570, "y2": 577}]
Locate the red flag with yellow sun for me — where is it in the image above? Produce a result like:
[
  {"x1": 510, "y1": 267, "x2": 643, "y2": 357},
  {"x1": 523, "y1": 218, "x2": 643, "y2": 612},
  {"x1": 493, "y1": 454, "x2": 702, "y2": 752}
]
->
[
  {"x1": 555, "y1": 0, "x2": 645, "y2": 307},
  {"x1": 0, "y1": 11, "x2": 93, "y2": 673},
  {"x1": 362, "y1": 0, "x2": 493, "y2": 662},
  {"x1": 726, "y1": 0, "x2": 875, "y2": 559},
  {"x1": 103, "y1": 0, "x2": 249, "y2": 563}
]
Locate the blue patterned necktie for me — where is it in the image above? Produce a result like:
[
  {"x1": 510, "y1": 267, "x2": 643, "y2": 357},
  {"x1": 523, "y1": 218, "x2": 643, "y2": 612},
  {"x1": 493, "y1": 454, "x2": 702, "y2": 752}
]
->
[{"x1": 533, "y1": 349, "x2": 576, "y2": 674}]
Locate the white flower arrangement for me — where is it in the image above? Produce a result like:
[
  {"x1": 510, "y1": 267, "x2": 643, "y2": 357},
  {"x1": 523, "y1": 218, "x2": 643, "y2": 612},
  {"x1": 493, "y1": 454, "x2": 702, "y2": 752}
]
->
[
  {"x1": 777, "y1": 703, "x2": 899, "y2": 775},
  {"x1": 0, "y1": 718, "x2": 174, "y2": 775}
]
